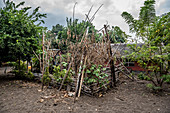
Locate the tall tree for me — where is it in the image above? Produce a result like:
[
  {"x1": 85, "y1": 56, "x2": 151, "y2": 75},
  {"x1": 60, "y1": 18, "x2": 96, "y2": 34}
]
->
[
  {"x1": 121, "y1": 0, "x2": 170, "y2": 88},
  {"x1": 0, "y1": 0, "x2": 46, "y2": 62},
  {"x1": 109, "y1": 26, "x2": 130, "y2": 43},
  {"x1": 121, "y1": 0, "x2": 156, "y2": 40}
]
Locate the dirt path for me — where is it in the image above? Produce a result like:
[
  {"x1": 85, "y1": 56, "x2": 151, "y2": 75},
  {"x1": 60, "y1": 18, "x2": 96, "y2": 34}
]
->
[{"x1": 0, "y1": 67, "x2": 170, "y2": 113}]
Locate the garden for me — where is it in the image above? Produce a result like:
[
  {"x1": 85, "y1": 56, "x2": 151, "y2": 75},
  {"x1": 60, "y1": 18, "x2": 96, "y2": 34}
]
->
[{"x1": 0, "y1": 0, "x2": 169, "y2": 113}]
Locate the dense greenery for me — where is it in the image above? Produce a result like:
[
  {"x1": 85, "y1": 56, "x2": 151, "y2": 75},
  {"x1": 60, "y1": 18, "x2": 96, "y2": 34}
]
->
[
  {"x1": 122, "y1": 0, "x2": 170, "y2": 89},
  {"x1": 54, "y1": 18, "x2": 128, "y2": 50},
  {"x1": 0, "y1": 0, "x2": 46, "y2": 62}
]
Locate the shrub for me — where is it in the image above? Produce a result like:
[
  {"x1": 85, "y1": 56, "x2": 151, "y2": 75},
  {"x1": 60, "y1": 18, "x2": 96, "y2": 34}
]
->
[
  {"x1": 9, "y1": 60, "x2": 27, "y2": 77},
  {"x1": 84, "y1": 64, "x2": 109, "y2": 89}
]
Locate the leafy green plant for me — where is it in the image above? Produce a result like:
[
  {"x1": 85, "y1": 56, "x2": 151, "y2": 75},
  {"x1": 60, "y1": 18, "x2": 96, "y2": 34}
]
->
[
  {"x1": 9, "y1": 61, "x2": 36, "y2": 80},
  {"x1": 42, "y1": 67, "x2": 51, "y2": 85},
  {"x1": 53, "y1": 64, "x2": 72, "y2": 84},
  {"x1": 84, "y1": 64, "x2": 109, "y2": 89},
  {"x1": 147, "y1": 83, "x2": 161, "y2": 91}
]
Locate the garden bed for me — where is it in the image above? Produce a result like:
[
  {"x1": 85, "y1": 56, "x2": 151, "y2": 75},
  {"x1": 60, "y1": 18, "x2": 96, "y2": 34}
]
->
[{"x1": 0, "y1": 67, "x2": 170, "y2": 113}]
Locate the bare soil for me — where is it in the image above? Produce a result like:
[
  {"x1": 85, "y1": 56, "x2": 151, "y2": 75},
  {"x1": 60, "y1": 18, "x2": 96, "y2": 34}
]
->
[{"x1": 0, "y1": 67, "x2": 170, "y2": 113}]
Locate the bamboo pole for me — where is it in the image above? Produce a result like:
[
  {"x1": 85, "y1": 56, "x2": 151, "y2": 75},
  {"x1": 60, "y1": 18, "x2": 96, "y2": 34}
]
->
[{"x1": 74, "y1": 54, "x2": 84, "y2": 103}]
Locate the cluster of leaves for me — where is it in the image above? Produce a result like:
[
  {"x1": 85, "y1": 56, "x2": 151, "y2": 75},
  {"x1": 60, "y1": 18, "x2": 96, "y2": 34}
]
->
[
  {"x1": 45, "y1": 30, "x2": 59, "y2": 49},
  {"x1": 122, "y1": 0, "x2": 170, "y2": 89},
  {"x1": 84, "y1": 64, "x2": 109, "y2": 89},
  {"x1": 0, "y1": 0, "x2": 46, "y2": 62},
  {"x1": 53, "y1": 62, "x2": 73, "y2": 84},
  {"x1": 51, "y1": 24, "x2": 64, "y2": 36}
]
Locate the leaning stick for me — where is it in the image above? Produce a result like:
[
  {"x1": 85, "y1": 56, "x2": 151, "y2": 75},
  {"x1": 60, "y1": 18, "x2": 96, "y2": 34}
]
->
[
  {"x1": 90, "y1": 4, "x2": 103, "y2": 22},
  {"x1": 78, "y1": 55, "x2": 87, "y2": 97},
  {"x1": 117, "y1": 58, "x2": 135, "y2": 80}
]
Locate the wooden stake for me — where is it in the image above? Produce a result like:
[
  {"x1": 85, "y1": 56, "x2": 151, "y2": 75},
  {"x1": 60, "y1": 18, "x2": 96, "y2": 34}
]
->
[{"x1": 78, "y1": 55, "x2": 87, "y2": 97}]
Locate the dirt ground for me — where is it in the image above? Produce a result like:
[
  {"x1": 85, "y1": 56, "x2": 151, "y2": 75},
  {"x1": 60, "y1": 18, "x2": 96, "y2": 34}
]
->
[{"x1": 0, "y1": 67, "x2": 170, "y2": 113}]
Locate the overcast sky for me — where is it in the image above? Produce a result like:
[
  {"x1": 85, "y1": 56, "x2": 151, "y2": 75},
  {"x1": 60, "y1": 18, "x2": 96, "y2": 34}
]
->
[{"x1": 0, "y1": 0, "x2": 170, "y2": 35}]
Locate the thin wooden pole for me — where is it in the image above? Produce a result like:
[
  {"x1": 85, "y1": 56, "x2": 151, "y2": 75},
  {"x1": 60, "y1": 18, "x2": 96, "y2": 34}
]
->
[
  {"x1": 78, "y1": 55, "x2": 87, "y2": 97},
  {"x1": 41, "y1": 32, "x2": 45, "y2": 90}
]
